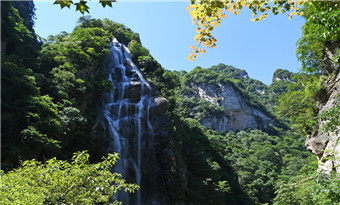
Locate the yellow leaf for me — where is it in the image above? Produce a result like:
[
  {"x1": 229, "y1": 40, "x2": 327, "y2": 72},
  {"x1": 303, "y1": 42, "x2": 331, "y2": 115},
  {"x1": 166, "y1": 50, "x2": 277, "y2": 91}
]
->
[
  {"x1": 200, "y1": 49, "x2": 206, "y2": 54},
  {"x1": 251, "y1": 18, "x2": 255, "y2": 22}
]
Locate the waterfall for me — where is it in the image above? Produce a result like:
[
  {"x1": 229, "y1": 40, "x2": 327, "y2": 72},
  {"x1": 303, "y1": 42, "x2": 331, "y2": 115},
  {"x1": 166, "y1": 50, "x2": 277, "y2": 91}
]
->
[{"x1": 98, "y1": 38, "x2": 153, "y2": 204}]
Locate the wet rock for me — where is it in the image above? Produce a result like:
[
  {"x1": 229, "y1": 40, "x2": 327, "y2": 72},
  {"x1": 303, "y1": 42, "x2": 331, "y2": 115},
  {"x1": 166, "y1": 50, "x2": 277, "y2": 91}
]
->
[
  {"x1": 125, "y1": 82, "x2": 141, "y2": 102},
  {"x1": 124, "y1": 59, "x2": 135, "y2": 76},
  {"x1": 113, "y1": 67, "x2": 122, "y2": 82},
  {"x1": 131, "y1": 73, "x2": 140, "y2": 81},
  {"x1": 149, "y1": 97, "x2": 169, "y2": 116}
]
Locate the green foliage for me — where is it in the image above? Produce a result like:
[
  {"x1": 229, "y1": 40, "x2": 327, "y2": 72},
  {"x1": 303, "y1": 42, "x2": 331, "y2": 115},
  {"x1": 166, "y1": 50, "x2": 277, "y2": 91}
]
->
[
  {"x1": 175, "y1": 96, "x2": 225, "y2": 121},
  {"x1": 22, "y1": 95, "x2": 62, "y2": 148},
  {"x1": 307, "y1": 2, "x2": 340, "y2": 43},
  {"x1": 138, "y1": 55, "x2": 158, "y2": 74},
  {"x1": 170, "y1": 65, "x2": 313, "y2": 203},
  {"x1": 3, "y1": 3, "x2": 337, "y2": 205},
  {"x1": 207, "y1": 129, "x2": 312, "y2": 204},
  {"x1": 169, "y1": 108, "x2": 313, "y2": 204},
  {"x1": 1, "y1": 1, "x2": 40, "y2": 67},
  {"x1": 296, "y1": 2, "x2": 340, "y2": 74},
  {"x1": 12, "y1": 1, "x2": 36, "y2": 33},
  {"x1": 128, "y1": 40, "x2": 149, "y2": 64},
  {"x1": 169, "y1": 117, "x2": 243, "y2": 204},
  {"x1": 274, "y1": 167, "x2": 340, "y2": 205},
  {"x1": 1, "y1": 2, "x2": 46, "y2": 169},
  {"x1": 1, "y1": 58, "x2": 39, "y2": 139},
  {"x1": 53, "y1": 0, "x2": 117, "y2": 14},
  {"x1": 75, "y1": 16, "x2": 141, "y2": 46},
  {"x1": 0, "y1": 151, "x2": 139, "y2": 205},
  {"x1": 275, "y1": 74, "x2": 323, "y2": 134},
  {"x1": 272, "y1": 69, "x2": 294, "y2": 81},
  {"x1": 1, "y1": 13, "x2": 149, "y2": 168},
  {"x1": 320, "y1": 98, "x2": 340, "y2": 132}
]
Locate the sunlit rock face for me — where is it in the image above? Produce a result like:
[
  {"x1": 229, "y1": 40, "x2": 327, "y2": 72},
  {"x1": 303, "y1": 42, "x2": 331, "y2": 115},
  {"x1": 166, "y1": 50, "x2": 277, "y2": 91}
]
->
[
  {"x1": 190, "y1": 82, "x2": 273, "y2": 132},
  {"x1": 305, "y1": 40, "x2": 340, "y2": 174},
  {"x1": 306, "y1": 70, "x2": 340, "y2": 174},
  {"x1": 92, "y1": 38, "x2": 186, "y2": 204}
]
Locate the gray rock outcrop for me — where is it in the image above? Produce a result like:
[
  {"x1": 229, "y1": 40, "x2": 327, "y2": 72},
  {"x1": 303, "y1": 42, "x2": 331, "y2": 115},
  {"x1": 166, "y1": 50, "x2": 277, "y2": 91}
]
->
[
  {"x1": 305, "y1": 40, "x2": 340, "y2": 174},
  {"x1": 189, "y1": 82, "x2": 273, "y2": 132},
  {"x1": 305, "y1": 71, "x2": 340, "y2": 174}
]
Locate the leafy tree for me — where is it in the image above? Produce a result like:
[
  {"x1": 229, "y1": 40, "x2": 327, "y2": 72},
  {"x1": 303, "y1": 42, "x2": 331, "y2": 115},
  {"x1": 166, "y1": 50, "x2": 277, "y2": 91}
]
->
[
  {"x1": 187, "y1": 0, "x2": 306, "y2": 60},
  {"x1": 210, "y1": 129, "x2": 313, "y2": 204},
  {"x1": 169, "y1": 117, "x2": 244, "y2": 204},
  {"x1": 274, "y1": 163, "x2": 340, "y2": 205},
  {"x1": 21, "y1": 95, "x2": 62, "y2": 148},
  {"x1": 1, "y1": 2, "x2": 43, "y2": 169},
  {"x1": 275, "y1": 74, "x2": 323, "y2": 134},
  {"x1": 296, "y1": 2, "x2": 340, "y2": 74},
  {"x1": 128, "y1": 40, "x2": 149, "y2": 65},
  {"x1": 272, "y1": 69, "x2": 294, "y2": 81},
  {"x1": 0, "y1": 151, "x2": 139, "y2": 205},
  {"x1": 12, "y1": 1, "x2": 36, "y2": 33}
]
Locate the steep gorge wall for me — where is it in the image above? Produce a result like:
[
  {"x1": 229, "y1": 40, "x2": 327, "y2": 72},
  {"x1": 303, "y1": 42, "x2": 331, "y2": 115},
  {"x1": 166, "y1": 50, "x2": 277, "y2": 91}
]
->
[
  {"x1": 305, "y1": 40, "x2": 340, "y2": 174},
  {"x1": 189, "y1": 82, "x2": 273, "y2": 132}
]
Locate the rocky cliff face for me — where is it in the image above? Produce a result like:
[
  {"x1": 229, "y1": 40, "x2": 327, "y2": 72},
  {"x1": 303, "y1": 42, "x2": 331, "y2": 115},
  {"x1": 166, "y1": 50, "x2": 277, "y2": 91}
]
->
[
  {"x1": 305, "y1": 40, "x2": 340, "y2": 174},
  {"x1": 189, "y1": 82, "x2": 273, "y2": 132}
]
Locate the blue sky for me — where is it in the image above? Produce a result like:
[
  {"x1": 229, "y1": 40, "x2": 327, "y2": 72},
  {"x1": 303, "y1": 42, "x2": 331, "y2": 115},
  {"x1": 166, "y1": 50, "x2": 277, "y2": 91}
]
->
[{"x1": 34, "y1": 1, "x2": 305, "y2": 85}]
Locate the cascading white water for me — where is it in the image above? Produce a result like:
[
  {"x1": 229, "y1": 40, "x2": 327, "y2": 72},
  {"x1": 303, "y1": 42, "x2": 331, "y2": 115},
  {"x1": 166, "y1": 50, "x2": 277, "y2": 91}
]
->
[{"x1": 98, "y1": 38, "x2": 153, "y2": 204}]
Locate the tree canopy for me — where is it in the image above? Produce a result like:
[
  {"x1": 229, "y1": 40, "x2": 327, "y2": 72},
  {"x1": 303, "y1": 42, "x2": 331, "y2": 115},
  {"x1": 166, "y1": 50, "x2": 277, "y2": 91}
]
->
[{"x1": 0, "y1": 151, "x2": 139, "y2": 205}]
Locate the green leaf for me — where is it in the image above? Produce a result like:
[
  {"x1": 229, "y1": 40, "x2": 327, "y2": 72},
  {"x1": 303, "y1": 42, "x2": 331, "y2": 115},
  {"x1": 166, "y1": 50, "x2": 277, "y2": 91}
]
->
[
  {"x1": 54, "y1": 0, "x2": 73, "y2": 9},
  {"x1": 99, "y1": 0, "x2": 117, "y2": 8},
  {"x1": 75, "y1": 1, "x2": 90, "y2": 14}
]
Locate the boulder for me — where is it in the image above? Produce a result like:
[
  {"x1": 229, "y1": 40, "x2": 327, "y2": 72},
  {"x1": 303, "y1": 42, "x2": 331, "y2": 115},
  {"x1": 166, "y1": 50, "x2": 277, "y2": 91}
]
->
[
  {"x1": 124, "y1": 82, "x2": 141, "y2": 102},
  {"x1": 149, "y1": 97, "x2": 169, "y2": 116}
]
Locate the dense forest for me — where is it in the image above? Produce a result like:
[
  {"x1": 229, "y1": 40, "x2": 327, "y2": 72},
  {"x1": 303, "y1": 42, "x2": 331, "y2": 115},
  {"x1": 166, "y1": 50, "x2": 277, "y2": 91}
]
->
[{"x1": 1, "y1": 1, "x2": 339, "y2": 205}]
